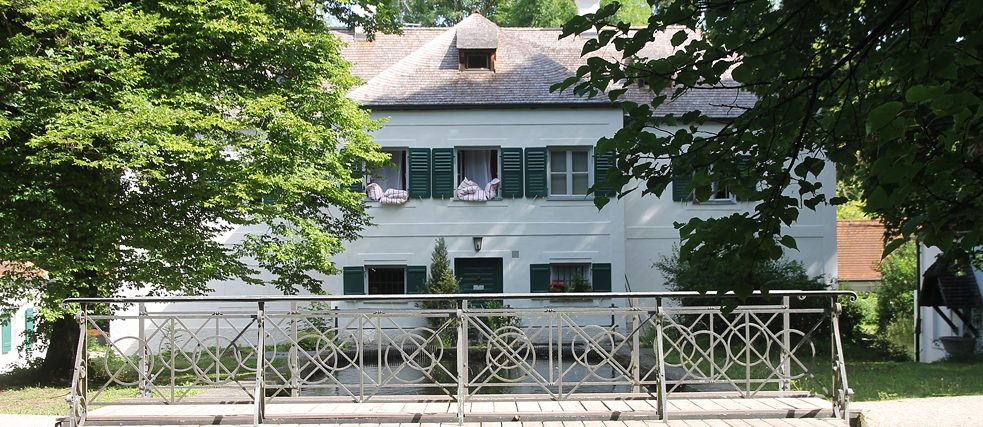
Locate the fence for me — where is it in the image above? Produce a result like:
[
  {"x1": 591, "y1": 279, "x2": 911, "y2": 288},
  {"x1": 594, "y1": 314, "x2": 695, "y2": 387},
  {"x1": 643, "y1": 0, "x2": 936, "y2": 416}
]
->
[{"x1": 64, "y1": 290, "x2": 855, "y2": 426}]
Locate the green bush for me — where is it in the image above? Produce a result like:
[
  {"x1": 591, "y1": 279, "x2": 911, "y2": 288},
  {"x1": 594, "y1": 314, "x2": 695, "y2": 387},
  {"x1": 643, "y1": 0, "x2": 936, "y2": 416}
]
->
[
  {"x1": 876, "y1": 241, "x2": 916, "y2": 332},
  {"x1": 655, "y1": 248, "x2": 830, "y2": 335},
  {"x1": 840, "y1": 292, "x2": 878, "y2": 340},
  {"x1": 885, "y1": 313, "x2": 915, "y2": 358}
]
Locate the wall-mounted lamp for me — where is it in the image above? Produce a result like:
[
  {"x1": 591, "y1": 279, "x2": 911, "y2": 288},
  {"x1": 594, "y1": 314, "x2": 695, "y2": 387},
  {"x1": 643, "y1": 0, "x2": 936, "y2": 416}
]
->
[{"x1": 473, "y1": 236, "x2": 483, "y2": 252}]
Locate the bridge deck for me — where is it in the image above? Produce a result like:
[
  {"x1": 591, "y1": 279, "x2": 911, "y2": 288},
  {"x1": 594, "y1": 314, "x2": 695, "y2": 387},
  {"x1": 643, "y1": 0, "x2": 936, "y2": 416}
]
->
[{"x1": 75, "y1": 396, "x2": 844, "y2": 426}]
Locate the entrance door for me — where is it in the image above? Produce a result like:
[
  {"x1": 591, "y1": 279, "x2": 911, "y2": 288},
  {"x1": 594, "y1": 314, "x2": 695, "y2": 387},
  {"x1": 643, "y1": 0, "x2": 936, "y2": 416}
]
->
[{"x1": 454, "y1": 258, "x2": 503, "y2": 294}]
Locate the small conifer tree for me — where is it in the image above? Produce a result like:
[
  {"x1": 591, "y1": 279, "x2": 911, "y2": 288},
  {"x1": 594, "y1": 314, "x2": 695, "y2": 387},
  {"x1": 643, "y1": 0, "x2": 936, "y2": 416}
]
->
[
  {"x1": 425, "y1": 238, "x2": 460, "y2": 297},
  {"x1": 419, "y1": 238, "x2": 460, "y2": 342}
]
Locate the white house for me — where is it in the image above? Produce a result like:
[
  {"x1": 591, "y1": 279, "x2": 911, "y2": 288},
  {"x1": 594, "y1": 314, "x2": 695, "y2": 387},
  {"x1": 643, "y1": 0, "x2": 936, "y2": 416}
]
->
[
  {"x1": 0, "y1": 263, "x2": 43, "y2": 371},
  {"x1": 202, "y1": 13, "x2": 836, "y2": 301},
  {"x1": 916, "y1": 245, "x2": 982, "y2": 362},
  {"x1": 112, "y1": 14, "x2": 837, "y2": 343}
]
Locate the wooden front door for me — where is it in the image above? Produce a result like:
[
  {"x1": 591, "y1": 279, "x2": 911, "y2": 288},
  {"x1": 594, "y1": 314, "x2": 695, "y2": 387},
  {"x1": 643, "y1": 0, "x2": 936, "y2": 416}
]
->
[{"x1": 454, "y1": 257, "x2": 503, "y2": 294}]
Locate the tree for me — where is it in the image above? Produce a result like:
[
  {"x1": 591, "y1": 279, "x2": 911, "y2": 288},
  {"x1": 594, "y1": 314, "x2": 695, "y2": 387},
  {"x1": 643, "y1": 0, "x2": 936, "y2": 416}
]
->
[
  {"x1": 418, "y1": 238, "x2": 460, "y2": 337},
  {"x1": 497, "y1": 0, "x2": 577, "y2": 27},
  {"x1": 0, "y1": 0, "x2": 399, "y2": 380},
  {"x1": 400, "y1": 0, "x2": 502, "y2": 26},
  {"x1": 556, "y1": 0, "x2": 983, "y2": 296},
  {"x1": 598, "y1": 0, "x2": 652, "y2": 27}
]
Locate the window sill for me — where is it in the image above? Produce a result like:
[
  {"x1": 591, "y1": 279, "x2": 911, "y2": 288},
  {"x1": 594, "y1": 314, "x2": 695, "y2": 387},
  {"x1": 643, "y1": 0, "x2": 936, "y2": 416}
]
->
[
  {"x1": 546, "y1": 196, "x2": 593, "y2": 202},
  {"x1": 449, "y1": 199, "x2": 507, "y2": 206}
]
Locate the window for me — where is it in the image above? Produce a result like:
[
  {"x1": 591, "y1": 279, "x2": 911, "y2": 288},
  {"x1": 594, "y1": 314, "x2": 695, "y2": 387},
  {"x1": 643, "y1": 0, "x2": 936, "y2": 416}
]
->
[
  {"x1": 460, "y1": 50, "x2": 494, "y2": 71},
  {"x1": 549, "y1": 149, "x2": 590, "y2": 196},
  {"x1": 367, "y1": 266, "x2": 405, "y2": 295},
  {"x1": 549, "y1": 264, "x2": 591, "y2": 292},
  {"x1": 368, "y1": 149, "x2": 406, "y2": 191},
  {"x1": 457, "y1": 149, "x2": 499, "y2": 189},
  {"x1": 708, "y1": 181, "x2": 733, "y2": 202}
]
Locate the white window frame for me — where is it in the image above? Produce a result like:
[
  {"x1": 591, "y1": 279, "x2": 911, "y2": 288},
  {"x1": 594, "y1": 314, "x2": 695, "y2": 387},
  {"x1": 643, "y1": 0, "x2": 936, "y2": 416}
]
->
[
  {"x1": 454, "y1": 147, "x2": 502, "y2": 200},
  {"x1": 365, "y1": 265, "x2": 407, "y2": 295},
  {"x1": 547, "y1": 147, "x2": 593, "y2": 199},
  {"x1": 549, "y1": 263, "x2": 592, "y2": 292},
  {"x1": 365, "y1": 148, "x2": 408, "y2": 191}
]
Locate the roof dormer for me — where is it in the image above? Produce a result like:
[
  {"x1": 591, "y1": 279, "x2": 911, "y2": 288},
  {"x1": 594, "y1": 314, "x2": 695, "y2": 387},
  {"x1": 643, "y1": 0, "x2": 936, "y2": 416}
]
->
[{"x1": 455, "y1": 12, "x2": 499, "y2": 72}]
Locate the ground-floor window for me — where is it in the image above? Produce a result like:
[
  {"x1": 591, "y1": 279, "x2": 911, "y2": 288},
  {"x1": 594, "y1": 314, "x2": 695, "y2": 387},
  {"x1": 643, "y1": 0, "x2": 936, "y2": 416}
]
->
[
  {"x1": 550, "y1": 263, "x2": 592, "y2": 292},
  {"x1": 367, "y1": 266, "x2": 405, "y2": 295}
]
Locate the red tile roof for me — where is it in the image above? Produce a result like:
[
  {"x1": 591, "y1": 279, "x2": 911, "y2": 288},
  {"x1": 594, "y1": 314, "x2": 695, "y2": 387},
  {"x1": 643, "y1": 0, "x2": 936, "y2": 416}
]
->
[{"x1": 837, "y1": 220, "x2": 886, "y2": 281}]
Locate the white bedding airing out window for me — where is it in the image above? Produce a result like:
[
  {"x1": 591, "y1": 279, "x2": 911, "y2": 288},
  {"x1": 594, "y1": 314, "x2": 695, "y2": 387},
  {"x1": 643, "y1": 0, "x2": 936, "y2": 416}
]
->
[{"x1": 458, "y1": 149, "x2": 497, "y2": 188}]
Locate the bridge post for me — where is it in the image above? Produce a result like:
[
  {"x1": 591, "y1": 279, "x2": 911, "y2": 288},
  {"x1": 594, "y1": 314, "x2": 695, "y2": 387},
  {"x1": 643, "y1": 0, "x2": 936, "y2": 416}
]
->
[
  {"x1": 138, "y1": 303, "x2": 149, "y2": 397},
  {"x1": 290, "y1": 301, "x2": 299, "y2": 397},
  {"x1": 631, "y1": 298, "x2": 641, "y2": 394},
  {"x1": 654, "y1": 298, "x2": 667, "y2": 421},
  {"x1": 780, "y1": 296, "x2": 791, "y2": 392},
  {"x1": 254, "y1": 301, "x2": 266, "y2": 425},
  {"x1": 457, "y1": 299, "x2": 469, "y2": 423}
]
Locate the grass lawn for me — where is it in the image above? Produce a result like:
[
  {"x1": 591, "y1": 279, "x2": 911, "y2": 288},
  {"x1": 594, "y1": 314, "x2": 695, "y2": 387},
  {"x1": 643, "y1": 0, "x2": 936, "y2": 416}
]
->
[
  {"x1": 0, "y1": 386, "x2": 139, "y2": 416},
  {"x1": 847, "y1": 358, "x2": 983, "y2": 401}
]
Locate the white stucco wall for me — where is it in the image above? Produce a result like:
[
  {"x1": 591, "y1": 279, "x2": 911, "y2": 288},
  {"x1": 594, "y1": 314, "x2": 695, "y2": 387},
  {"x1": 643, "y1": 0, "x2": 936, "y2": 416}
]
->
[
  {"x1": 112, "y1": 107, "x2": 838, "y2": 350},
  {"x1": 0, "y1": 303, "x2": 43, "y2": 371}
]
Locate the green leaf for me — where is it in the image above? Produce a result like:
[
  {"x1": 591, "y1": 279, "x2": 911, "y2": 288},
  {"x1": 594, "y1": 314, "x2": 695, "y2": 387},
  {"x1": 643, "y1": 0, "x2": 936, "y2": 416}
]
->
[
  {"x1": 866, "y1": 101, "x2": 903, "y2": 134},
  {"x1": 671, "y1": 30, "x2": 688, "y2": 47},
  {"x1": 780, "y1": 235, "x2": 798, "y2": 250},
  {"x1": 905, "y1": 85, "x2": 944, "y2": 103}
]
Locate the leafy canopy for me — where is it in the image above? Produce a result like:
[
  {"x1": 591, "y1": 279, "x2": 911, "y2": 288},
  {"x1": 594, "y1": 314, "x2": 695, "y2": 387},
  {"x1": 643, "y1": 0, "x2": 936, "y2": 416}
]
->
[
  {"x1": 556, "y1": 0, "x2": 983, "y2": 295},
  {"x1": 0, "y1": 0, "x2": 399, "y2": 324}
]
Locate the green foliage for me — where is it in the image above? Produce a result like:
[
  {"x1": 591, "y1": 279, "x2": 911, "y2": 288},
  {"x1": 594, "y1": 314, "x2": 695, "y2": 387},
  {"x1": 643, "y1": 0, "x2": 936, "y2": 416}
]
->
[
  {"x1": 0, "y1": 0, "x2": 399, "y2": 374},
  {"x1": 555, "y1": 0, "x2": 983, "y2": 295},
  {"x1": 877, "y1": 242, "x2": 916, "y2": 332},
  {"x1": 656, "y1": 248, "x2": 828, "y2": 295},
  {"x1": 401, "y1": 0, "x2": 503, "y2": 26},
  {"x1": 497, "y1": 0, "x2": 577, "y2": 27},
  {"x1": 598, "y1": 0, "x2": 652, "y2": 26},
  {"x1": 423, "y1": 238, "x2": 461, "y2": 297}
]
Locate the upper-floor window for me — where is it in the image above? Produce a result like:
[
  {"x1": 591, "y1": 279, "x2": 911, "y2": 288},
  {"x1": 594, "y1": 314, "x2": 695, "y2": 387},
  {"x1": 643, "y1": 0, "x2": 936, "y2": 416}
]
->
[
  {"x1": 456, "y1": 148, "x2": 500, "y2": 200},
  {"x1": 708, "y1": 181, "x2": 733, "y2": 202},
  {"x1": 549, "y1": 148, "x2": 590, "y2": 196},
  {"x1": 369, "y1": 149, "x2": 406, "y2": 190},
  {"x1": 367, "y1": 266, "x2": 405, "y2": 295},
  {"x1": 365, "y1": 149, "x2": 409, "y2": 204}
]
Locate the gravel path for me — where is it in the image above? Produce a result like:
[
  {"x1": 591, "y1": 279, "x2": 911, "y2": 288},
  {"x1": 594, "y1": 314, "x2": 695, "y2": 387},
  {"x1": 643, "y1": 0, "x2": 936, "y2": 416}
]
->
[{"x1": 854, "y1": 395, "x2": 983, "y2": 427}]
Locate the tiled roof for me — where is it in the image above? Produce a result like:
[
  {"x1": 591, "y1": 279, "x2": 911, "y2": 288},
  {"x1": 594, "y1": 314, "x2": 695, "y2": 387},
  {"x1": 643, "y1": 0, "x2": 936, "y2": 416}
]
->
[
  {"x1": 336, "y1": 13, "x2": 753, "y2": 117},
  {"x1": 837, "y1": 220, "x2": 886, "y2": 281}
]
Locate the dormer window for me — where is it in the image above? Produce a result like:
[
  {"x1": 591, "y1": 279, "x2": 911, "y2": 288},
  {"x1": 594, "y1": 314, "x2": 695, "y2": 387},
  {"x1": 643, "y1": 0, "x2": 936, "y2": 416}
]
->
[
  {"x1": 461, "y1": 50, "x2": 494, "y2": 71},
  {"x1": 455, "y1": 12, "x2": 498, "y2": 72}
]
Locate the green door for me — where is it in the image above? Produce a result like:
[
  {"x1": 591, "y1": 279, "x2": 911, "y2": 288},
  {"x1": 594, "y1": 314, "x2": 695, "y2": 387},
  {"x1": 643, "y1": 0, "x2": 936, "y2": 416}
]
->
[{"x1": 455, "y1": 258, "x2": 504, "y2": 294}]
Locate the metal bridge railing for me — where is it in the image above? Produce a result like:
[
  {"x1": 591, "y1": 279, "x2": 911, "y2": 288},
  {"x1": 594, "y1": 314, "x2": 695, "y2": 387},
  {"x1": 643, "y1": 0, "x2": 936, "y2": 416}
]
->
[{"x1": 64, "y1": 290, "x2": 855, "y2": 426}]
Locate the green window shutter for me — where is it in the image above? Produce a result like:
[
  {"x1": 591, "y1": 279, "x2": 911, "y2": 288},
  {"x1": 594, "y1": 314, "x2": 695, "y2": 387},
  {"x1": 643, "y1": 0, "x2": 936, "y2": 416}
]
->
[
  {"x1": 736, "y1": 155, "x2": 755, "y2": 201},
  {"x1": 500, "y1": 148, "x2": 523, "y2": 198},
  {"x1": 671, "y1": 160, "x2": 693, "y2": 202},
  {"x1": 350, "y1": 162, "x2": 364, "y2": 193},
  {"x1": 343, "y1": 266, "x2": 365, "y2": 295},
  {"x1": 593, "y1": 151, "x2": 615, "y2": 197},
  {"x1": 524, "y1": 148, "x2": 547, "y2": 198},
  {"x1": 431, "y1": 148, "x2": 455, "y2": 198},
  {"x1": 24, "y1": 308, "x2": 34, "y2": 350},
  {"x1": 406, "y1": 266, "x2": 427, "y2": 294},
  {"x1": 530, "y1": 264, "x2": 550, "y2": 293},
  {"x1": 408, "y1": 148, "x2": 431, "y2": 198},
  {"x1": 592, "y1": 263, "x2": 612, "y2": 292},
  {"x1": 1, "y1": 316, "x2": 10, "y2": 353}
]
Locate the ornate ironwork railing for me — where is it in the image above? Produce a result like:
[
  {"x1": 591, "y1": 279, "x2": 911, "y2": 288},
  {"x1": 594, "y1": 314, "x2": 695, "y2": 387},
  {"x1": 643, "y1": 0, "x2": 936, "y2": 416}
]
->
[{"x1": 64, "y1": 291, "x2": 855, "y2": 426}]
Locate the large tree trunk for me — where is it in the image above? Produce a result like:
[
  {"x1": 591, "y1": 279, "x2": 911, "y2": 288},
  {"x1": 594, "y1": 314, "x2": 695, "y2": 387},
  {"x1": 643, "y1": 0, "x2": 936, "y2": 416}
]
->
[{"x1": 39, "y1": 314, "x2": 81, "y2": 384}]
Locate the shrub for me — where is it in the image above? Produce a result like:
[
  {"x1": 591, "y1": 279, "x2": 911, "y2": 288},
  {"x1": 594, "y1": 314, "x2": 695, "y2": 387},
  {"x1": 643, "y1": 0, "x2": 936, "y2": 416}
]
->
[
  {"x1": 418, "y1": 238, "x2": 460, "y2": 342},
  {"x1": 655, "y1": 248, "x2": 830, "y2": 335},
  {"x1": 876, "y1": 241, "x2": 916, "y2": 332}
]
